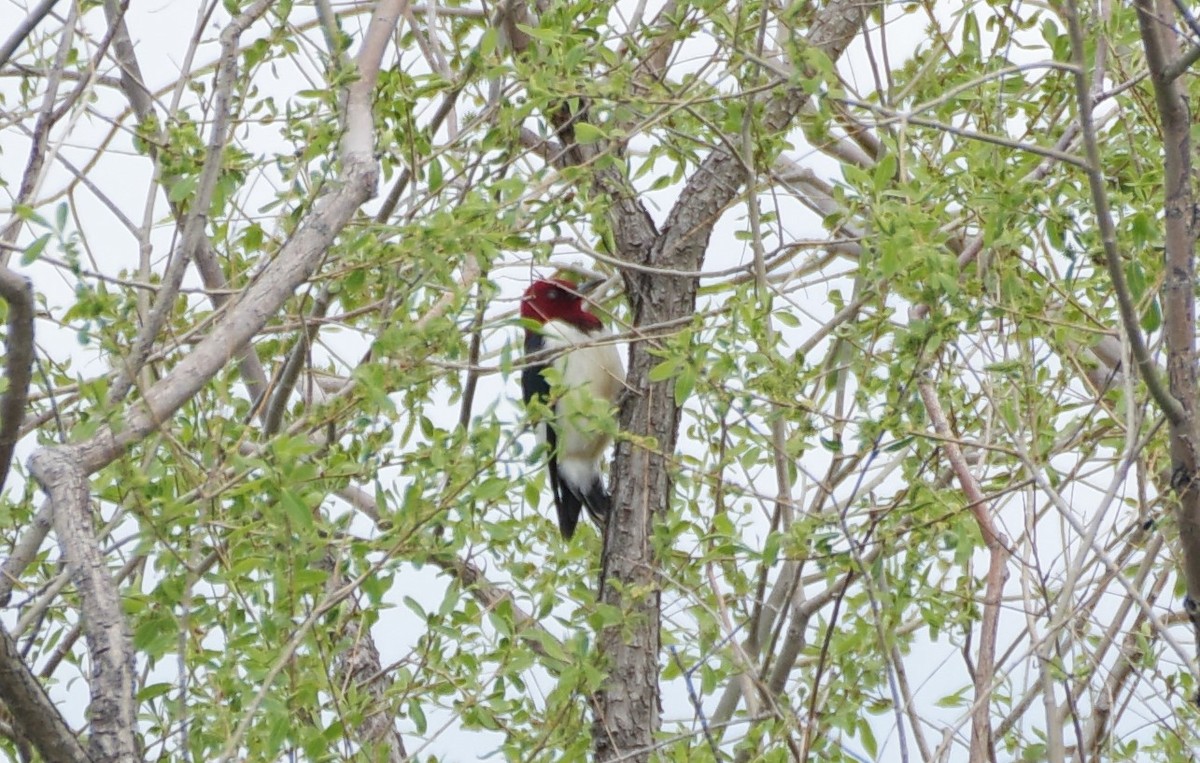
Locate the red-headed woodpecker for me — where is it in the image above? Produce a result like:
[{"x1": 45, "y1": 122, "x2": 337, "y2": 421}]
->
[{"x1": 520, "y1": 274, "x2": 624, "y2": 539}]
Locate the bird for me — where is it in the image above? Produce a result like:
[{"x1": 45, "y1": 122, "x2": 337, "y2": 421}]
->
[{"x1": 520, "y1": 273, "x2": 625, "y2": 539}]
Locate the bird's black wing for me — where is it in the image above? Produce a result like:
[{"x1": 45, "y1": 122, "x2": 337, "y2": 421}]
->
[
  {"x1": 549, "y1": 453, "x2": 583, "y2": 540},
  {"x1": 521, "y1": 333, "x2": 550, "y2": 406},
  {"x1": 522, "y1": 333, "x2": 582, "y2": 539}
]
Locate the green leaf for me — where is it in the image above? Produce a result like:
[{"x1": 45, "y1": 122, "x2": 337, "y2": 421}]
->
[
  {"x1": 168, "y1": 174, "x2": 198, "y2": 203},
  {"x1": 21, "y1": 234, "x2": 50, "y2": 265},
  {"x1": 515, "y1": 23, "x2": 557, "y2": 42},
  {"x1": 480, "y1": 27, "x2": 499, "y2": 56},
  {"x1": 281, "y1": 488, "x2": 314, "y2": 530},
  {"x1": 774, "y1": 310, "x2": 800, "y2": 328},
  {"x1": 674, "y1": 365, "x2": 695, "y2": 406},
  {"x1": 427, "y1": 156, "x2": 443, "y2": 192},
  {"x1": 524, "y1": 478, "x2": 542, "y2": 509},
  {"x1": 408, "y1": 699, "x2": 428, "y2": 734},
  {"x1": 573, "y1": 122, "x2": 605, "y2": 145},
  {"x1": 476, "y1": 477, "x2": 508, "y2": 502},
  {"x1": 859, "y1": 716, "x2": 878, "y2": 757},
  {"x1": 648, "y1": 358, "x2": 679, "y2": 382},
  {"x1": 873, "y1": 153, "x2": 897, "y2": 193},
  {"x1": 138, "y1": 683, "x2": 174, "y2": 702}
]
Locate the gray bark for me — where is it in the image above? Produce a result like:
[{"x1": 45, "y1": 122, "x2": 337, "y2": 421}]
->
[{"x1": 591, "y1": 2, "x2": 865, "y2": 759}]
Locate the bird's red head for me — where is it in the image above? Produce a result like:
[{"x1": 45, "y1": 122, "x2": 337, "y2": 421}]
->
[{"x1": 520, "y1": 278, "x2": 603, "y2": 332}]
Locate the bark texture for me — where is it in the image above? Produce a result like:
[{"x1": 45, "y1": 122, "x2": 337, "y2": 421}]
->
[
  {"x1": 589, "y1": 2, "x2": 864, "y2": 758},
  {"x1": 27, "y1": 451, "x2": 139, "y2": 761},
  {"x1": 1135, "y1": 0, "x2": 1200, "y2": 652},
  {"x1": 0, "y1": 621, "x2": 90, "y2": 762}
]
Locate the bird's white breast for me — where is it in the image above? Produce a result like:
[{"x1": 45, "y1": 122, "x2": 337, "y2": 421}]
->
[
  {"x1": 540, "y1": 320, "x2": 625, "y2": 402},
  {"x1": 540, "y1": 319, "x2": 625, "y2": 463}
]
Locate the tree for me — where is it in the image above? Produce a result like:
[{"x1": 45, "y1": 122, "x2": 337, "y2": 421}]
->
[{"x1": 1, "y1": 0, "x2": 1199, "y2": 760}]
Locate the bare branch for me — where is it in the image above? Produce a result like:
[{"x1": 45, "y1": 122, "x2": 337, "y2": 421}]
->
[
  {"x1": 0, "y1": 0, "x2": 60, "y2": 71},
  {"x1": 101, "y1": 0, "x2": 154, "y2": 122},
  {"x1": 0, "y1": 267, "x2": 34, "y2": 495},
  {"x1": 840, "y1": 98, "x2": 1089, "y2": 171},
  {"x1": 917, "y1": 375, "x2": 1007, "y2": 762},
  {"x1": 0, "y1": 620, "x2": 90, "y2": 763},
  {"x1": 24, "y1": 455, "x2": 139, "y2": 761},
  {"x1": 264, "y1": 288, "x2": 332, "y2": 436},
  {"x1": 0, "y1": 503, "x2": 51, "y2": 607},
  {"x1": 108, "y1": 0, "x2": 275, "y2": 403},
  {"x1": 1134, "y1": 0, "x2": 1200, "y2": 647},
  {"x1": 1163, "y1": 42, "x2": 1200, "y2": 80}
]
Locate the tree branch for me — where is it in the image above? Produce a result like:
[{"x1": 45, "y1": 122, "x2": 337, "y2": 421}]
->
[
  {"x1": 917, "y1": 375, "x2": 1007, "y2": 762},
  {"x1": 1065, "y1": 1, "x2": 1186, "y2": 427},
  {"x1": 264, "y1": 288, "x2": 332, "y2": 436},
  {"x1": 25, "y1": 455, "x2": 139, "y2": 761},
  {"x1": 0, "y1": 619, "x2": 90, "y2": 763},
  {"x1": 101, "y1": 0, "x2": 271, "y2": 405},
  {"x1": 0, "y1": 0, "x2": 60, "y2": 71},
  {"x1": 1163, "y1": 42, "x2": 1200, "y2": 80},
  {"x1": 0, "y1": 267, "x2": 34, "y2": 496},
  {"x1": 101, "y1": 0, "x2": 154, "y2": 122},
  {"x1": 1135, "y1": 0, "x2": 1200, "y2": 657},
  {"x1": 108, "y1": 0, "x2": 275, "y2": 403}
]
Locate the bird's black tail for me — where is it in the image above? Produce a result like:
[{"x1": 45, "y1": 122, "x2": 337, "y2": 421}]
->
[
  {"x1": 554, "y1": 471, "x2": 610, "y2": 540},
  {"x1": 578, "y1": 478, "x2": 610, "y2": 529}
]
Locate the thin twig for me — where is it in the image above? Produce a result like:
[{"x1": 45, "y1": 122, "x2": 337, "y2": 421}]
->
[
  {"x1": 457, "y1": 277, "x2": 488, "y2": 431},
  {"x1": 669, "y1": 646, "x2": 720, "y2": 760},
  {"x1": 264, "y1": 287, "x2": 332, "y2": 435},
  {"x1": 916, "y1": 375, "x2": 1007, "y2": 761},
  {"x1": 0, "y1": 2, "x2": 77, "y2": 261}
]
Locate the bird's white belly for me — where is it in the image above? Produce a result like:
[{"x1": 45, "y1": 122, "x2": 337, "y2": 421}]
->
[{"x1": 541, "y1": 320, "x2": 625, "y2": 461}]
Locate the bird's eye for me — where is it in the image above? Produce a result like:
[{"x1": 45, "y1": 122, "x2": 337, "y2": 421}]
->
[{"x1": 547, "y1": 288, "x2": 561, "y2": 300}]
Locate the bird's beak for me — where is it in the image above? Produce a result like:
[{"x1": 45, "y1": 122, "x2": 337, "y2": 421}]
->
[{"x1": 574, "y1": 276, "x2": 605, "y2": 296}]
